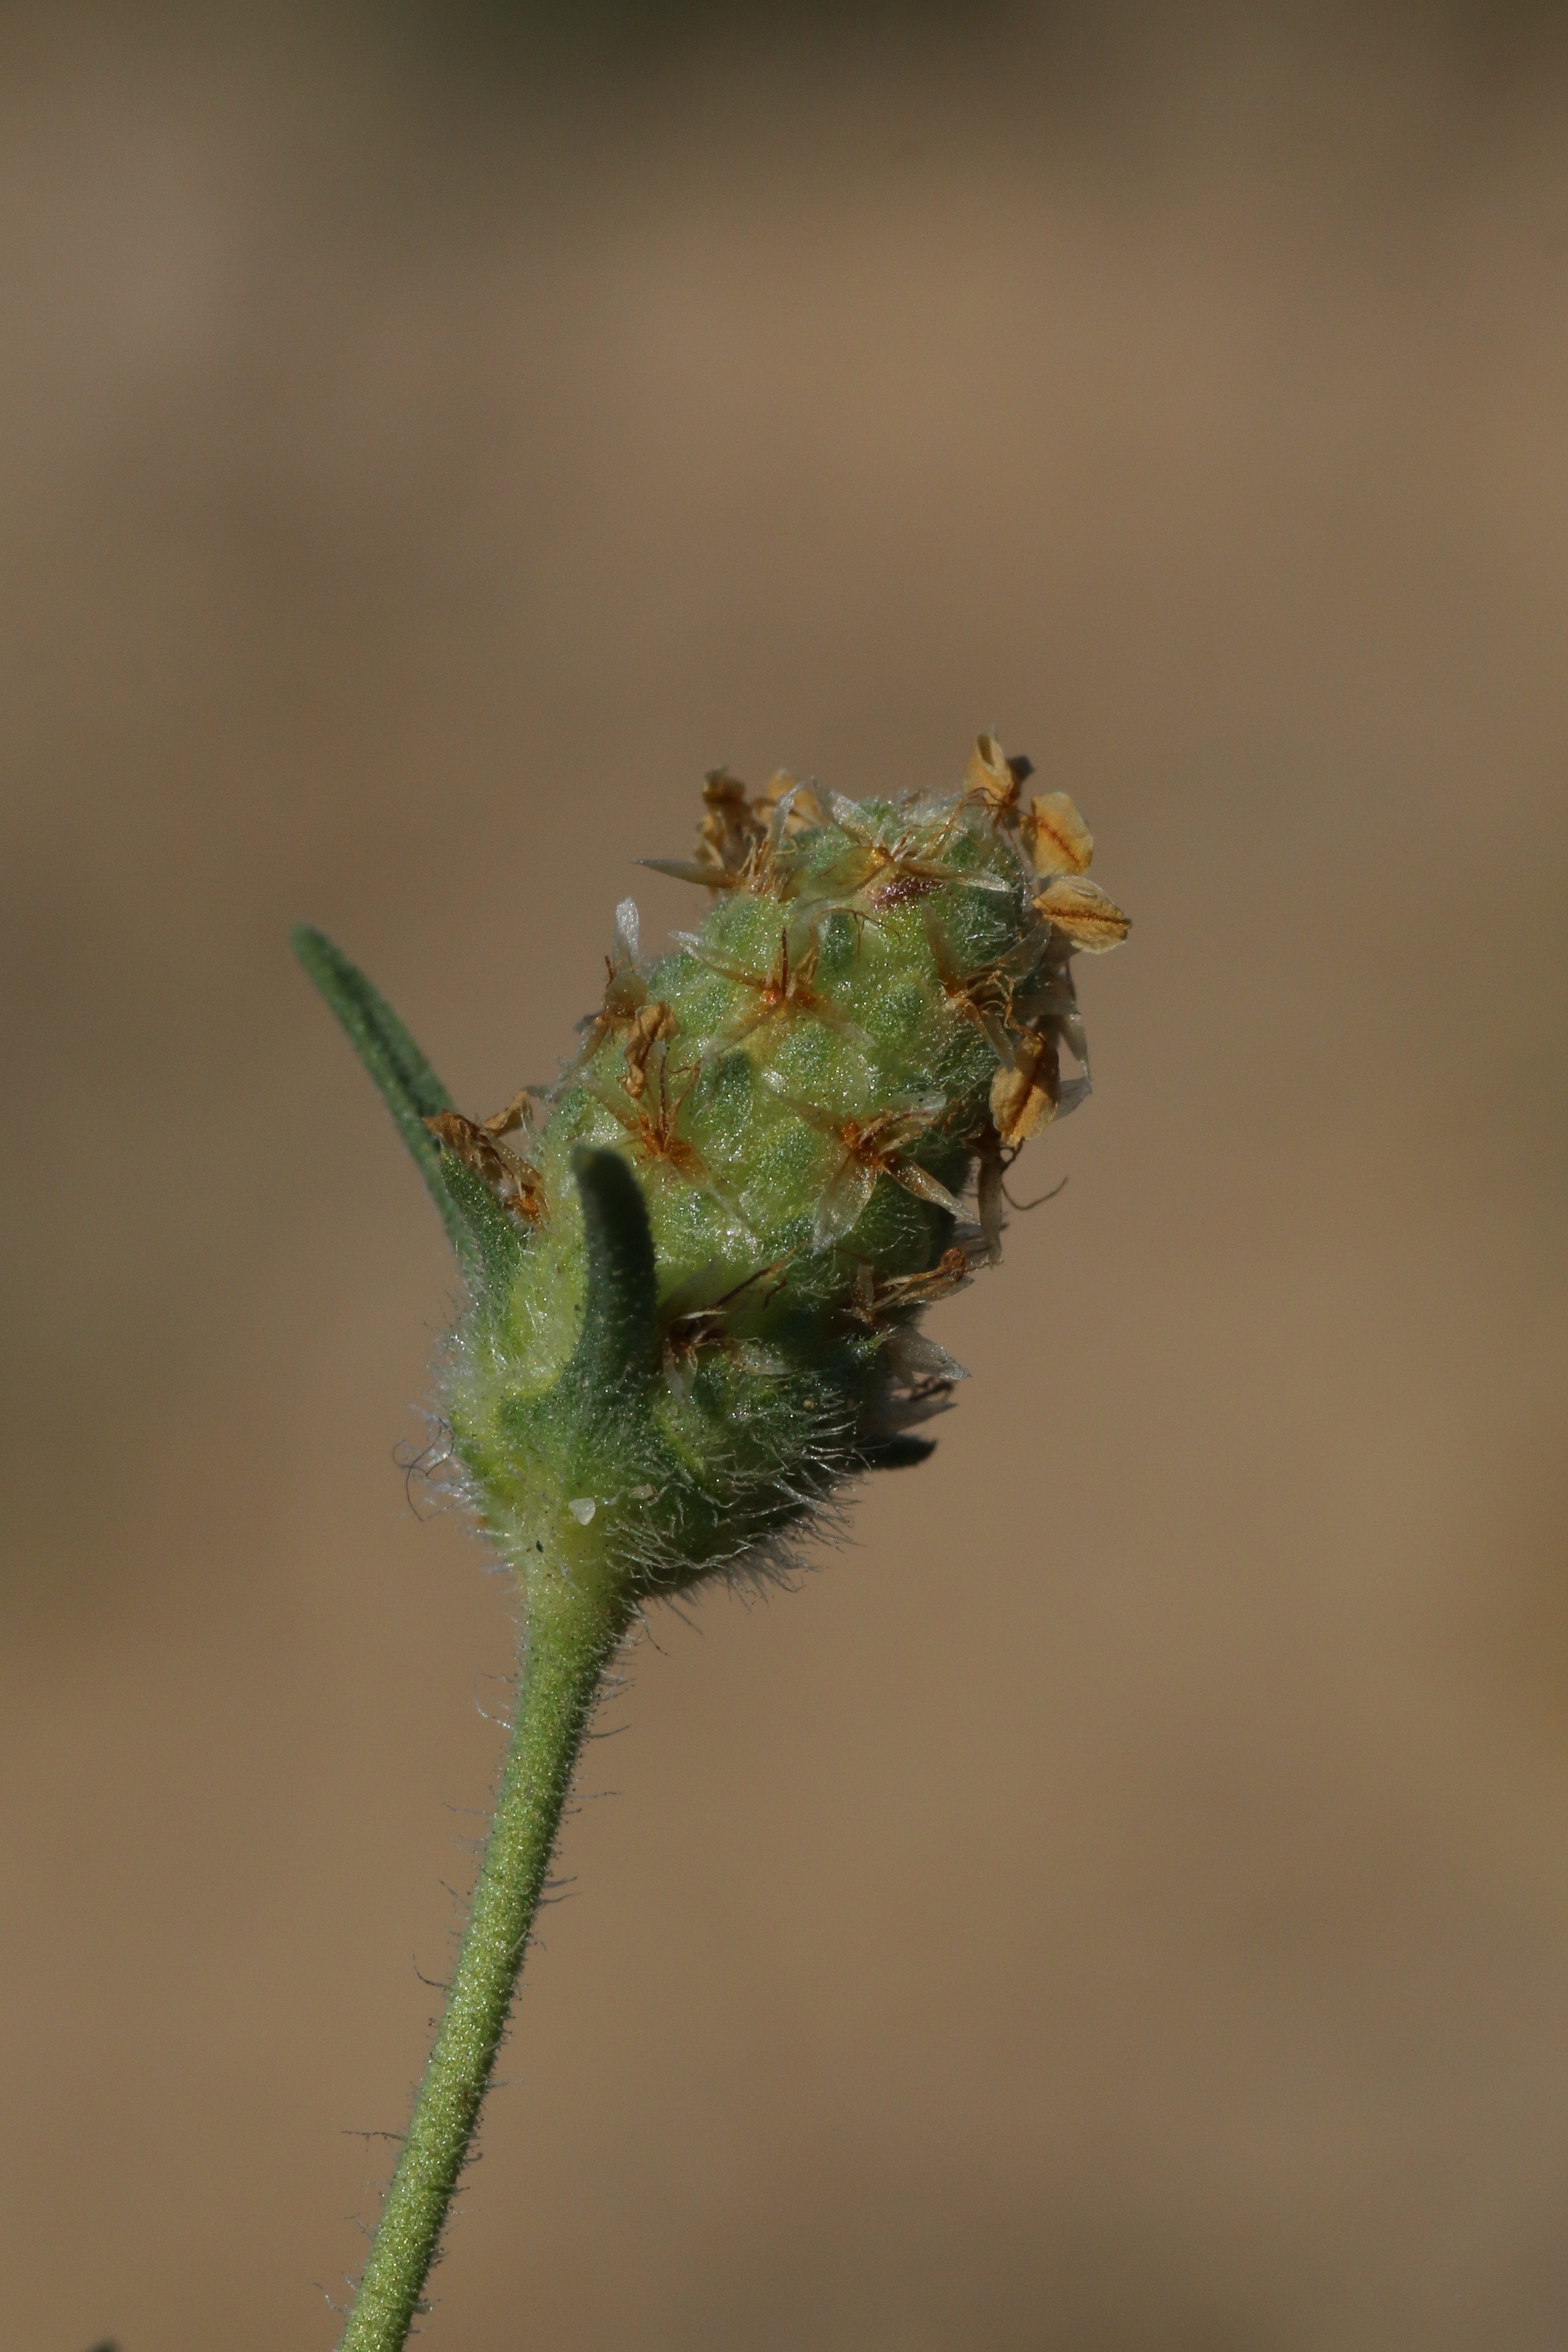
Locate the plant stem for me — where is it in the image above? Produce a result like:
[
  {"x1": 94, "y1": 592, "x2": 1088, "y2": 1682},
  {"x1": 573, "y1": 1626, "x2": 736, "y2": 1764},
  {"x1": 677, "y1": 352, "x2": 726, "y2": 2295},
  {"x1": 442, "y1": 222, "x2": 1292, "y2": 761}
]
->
[{"x1": 338, "y1": 1575, "x2": 630, "y2": 2352}]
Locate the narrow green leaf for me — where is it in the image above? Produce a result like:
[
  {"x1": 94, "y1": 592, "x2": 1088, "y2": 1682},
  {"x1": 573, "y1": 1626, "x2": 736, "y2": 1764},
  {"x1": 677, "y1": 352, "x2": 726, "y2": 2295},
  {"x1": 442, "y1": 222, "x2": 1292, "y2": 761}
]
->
[
  {"x1": 567, "y1": 1146, "x2": 658, "y2": 1393},
  {"x1": 292, "y1": 923, "x2": 522, "y2": 1296}
]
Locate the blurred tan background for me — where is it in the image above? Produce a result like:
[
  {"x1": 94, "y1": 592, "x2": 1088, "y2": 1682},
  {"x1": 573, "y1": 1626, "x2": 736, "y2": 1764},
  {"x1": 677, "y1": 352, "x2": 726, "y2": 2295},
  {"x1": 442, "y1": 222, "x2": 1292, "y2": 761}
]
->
[{"x1": 2, "y1": 4, "x2": 1566, "y2": 2346}]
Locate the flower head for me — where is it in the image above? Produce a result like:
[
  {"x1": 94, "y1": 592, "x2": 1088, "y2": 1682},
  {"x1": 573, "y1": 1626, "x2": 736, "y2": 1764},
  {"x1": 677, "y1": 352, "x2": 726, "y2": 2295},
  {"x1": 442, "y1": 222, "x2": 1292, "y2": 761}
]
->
[{"x1": 420, "y1": 739, "x2": 1129, "y2": 1594}]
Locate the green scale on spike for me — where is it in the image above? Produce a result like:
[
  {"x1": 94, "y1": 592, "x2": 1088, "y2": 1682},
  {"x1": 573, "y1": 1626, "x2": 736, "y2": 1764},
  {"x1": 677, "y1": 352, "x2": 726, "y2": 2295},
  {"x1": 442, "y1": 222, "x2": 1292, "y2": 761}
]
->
[{"x1": 297, "y1": 739, "x2": 1129, "y2": 1599}]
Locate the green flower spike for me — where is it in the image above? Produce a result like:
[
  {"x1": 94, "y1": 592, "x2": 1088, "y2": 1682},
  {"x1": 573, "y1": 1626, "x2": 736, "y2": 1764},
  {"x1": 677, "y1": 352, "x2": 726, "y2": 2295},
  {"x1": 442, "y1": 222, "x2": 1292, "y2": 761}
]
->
[{"x1": 295, "y1": 736, "x2": 1129, "y2": 2352}]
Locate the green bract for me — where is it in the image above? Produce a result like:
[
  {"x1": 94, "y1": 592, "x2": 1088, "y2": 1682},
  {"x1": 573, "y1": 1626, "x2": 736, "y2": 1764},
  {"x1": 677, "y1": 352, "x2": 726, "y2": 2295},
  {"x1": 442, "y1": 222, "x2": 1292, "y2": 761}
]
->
[{"x1": 296, "y1": 737, "x2": 1129, "y2": 1604}]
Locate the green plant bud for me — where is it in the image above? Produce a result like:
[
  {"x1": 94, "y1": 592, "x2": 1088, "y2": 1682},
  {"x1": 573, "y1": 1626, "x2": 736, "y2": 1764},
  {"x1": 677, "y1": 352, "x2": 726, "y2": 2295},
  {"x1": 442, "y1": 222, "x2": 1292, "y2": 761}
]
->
[{"x1": 297, "y1": 737, "x2": 1129, "y2": 1606}]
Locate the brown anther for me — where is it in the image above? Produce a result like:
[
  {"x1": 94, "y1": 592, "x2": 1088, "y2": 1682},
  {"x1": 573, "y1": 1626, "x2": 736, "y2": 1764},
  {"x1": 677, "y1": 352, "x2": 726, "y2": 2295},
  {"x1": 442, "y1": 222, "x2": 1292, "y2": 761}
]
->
[{"x1": 864, "y1": 866, "x2": 945, "y2": 912}]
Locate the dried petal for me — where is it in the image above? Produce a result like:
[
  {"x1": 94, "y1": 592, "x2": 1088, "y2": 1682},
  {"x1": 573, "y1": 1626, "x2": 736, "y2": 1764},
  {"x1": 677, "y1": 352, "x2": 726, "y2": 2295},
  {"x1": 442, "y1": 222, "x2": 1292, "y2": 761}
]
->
[
  {"x1": 890, "y1": 1161, "x2": 966, "y2": 1218},
  {"x1": 481, "y1": 1087, "x2": 538, "y2": 1138},
  {"x1": 754, "y1": 771, "x2": 827, "y2": 833},
  {"x1": 1033, "y1": 874, "x2": 1130, "y2": 952},
  {"x1": 888, "y1": 1246, "x2": 972, "y2": 1307},
  {"x1": 964, "y1": 733, "x2": 1018, "y2": 815},
  {"x1": 814, "y1": 1157, "x2": 877, "y2": 1249},
  {"x1": 696, "y1": 766, "x2": 769, "y2": 876},
  {"x1": 622, "y1": 1001, "x2": 676, "y2": 1098},
  {"x1": 423, "y1": 1112, "x2": 546, "y2": 1224},
  {"x1": 989, "y1": 1031, "x2": 1059, "y2": 1148},
  {"x1": 884, "y1": 1326, "x2": 969, "y2": 1387},
  {"x1": 1022, "y1": 792, "x2": 1094, "y2": 877}
]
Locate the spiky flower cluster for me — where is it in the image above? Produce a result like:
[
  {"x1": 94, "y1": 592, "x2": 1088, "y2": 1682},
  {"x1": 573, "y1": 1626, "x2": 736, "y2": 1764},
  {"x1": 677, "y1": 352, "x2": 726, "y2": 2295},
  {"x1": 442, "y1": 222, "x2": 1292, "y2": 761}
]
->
[{"x1": 430, "y1": 738, "x2": 1129, "y2": 1595}]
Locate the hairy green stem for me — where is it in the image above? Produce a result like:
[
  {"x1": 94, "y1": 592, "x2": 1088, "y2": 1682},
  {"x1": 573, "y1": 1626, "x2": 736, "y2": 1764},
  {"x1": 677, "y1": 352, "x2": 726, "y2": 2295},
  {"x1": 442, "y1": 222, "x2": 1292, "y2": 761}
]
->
[{"x1": 338, "y1": 1577, "x2": 630, "y2": 2352}]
